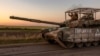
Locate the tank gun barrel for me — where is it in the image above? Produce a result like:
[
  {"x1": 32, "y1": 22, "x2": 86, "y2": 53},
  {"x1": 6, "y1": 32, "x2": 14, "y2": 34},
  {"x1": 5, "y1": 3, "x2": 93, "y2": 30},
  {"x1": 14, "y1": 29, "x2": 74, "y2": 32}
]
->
[{"x1": 10, "y1": 16, "x2": 62, "y2": 25}]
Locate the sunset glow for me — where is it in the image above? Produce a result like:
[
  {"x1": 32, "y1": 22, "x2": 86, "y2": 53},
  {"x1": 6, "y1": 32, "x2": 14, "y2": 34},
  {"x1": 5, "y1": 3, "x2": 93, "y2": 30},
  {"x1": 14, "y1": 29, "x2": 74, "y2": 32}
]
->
[{"x1": 0, "y1": 0, "x2": 100, "y2": 26}]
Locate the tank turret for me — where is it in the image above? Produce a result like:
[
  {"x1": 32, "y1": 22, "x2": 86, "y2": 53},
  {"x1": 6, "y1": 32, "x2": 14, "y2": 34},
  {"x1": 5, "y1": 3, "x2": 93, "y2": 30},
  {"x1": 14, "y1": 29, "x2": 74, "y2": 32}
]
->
[{"x1": 65, "y1": 7, "x2": 100, "y2": 28}]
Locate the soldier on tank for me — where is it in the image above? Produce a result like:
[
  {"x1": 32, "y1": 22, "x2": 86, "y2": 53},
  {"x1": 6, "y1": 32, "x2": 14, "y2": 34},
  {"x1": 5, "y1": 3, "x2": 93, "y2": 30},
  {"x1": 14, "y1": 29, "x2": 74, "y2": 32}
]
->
[
  {"x1": 67, "y1": 12, "x2": 79, "y2": 27},
  {"x1": 68, "y1": 12, "x2": 78, "y2": 22}
]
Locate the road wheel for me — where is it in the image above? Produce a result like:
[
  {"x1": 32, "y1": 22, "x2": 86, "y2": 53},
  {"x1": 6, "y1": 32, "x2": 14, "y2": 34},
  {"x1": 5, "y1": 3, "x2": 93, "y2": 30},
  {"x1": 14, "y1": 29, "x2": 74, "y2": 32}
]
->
[
  {"x1": 76, "y1": 43, "x2": 83, "y2": 48},
  {"x1": 84, "y1": 42, "x2": 91, "y2": 47},
  {"x1": 92, "y1": 41, "x2": 99, "y2": 46},
  {"x1": 66, "y1": 42, "x2": 75, "y2": 48}
]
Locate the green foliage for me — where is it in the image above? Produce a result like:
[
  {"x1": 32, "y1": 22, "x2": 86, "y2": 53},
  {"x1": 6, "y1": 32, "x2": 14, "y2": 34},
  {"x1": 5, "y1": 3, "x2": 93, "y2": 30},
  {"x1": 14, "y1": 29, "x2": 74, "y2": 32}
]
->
[
  {"x1": 0, "y1": 26, "x2": 50, "y2": 44},
  {"x1": 0, "y1": 26, "x2": 50, "y2": 30},
  {"x1": 0, "y1": 38, "x2": 44, "y2": 44}
]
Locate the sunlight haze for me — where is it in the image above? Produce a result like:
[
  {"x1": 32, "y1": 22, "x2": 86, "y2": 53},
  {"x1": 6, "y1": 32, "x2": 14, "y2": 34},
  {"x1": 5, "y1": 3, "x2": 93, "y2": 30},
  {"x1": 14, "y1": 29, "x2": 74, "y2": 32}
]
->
[{"x1": 0, "y1": 0, "x2": 100, "y2": 26}]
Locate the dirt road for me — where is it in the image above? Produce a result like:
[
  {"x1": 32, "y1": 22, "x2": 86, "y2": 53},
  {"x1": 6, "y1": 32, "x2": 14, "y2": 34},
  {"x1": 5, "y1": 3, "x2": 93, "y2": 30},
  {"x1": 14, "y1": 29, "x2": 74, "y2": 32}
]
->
[{"x1": 0, "y1": 43, "x2": 100, "y2": 56}]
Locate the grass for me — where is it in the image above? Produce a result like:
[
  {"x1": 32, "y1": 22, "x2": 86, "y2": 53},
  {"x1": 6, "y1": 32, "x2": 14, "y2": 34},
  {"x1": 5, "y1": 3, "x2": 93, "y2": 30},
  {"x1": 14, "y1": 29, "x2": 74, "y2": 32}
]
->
[
  {"x1": 0, "y1": 32, "x2": 44, "y2": 44},
  {"x1": 0, "y1": 29, "x2": 41, "y2": 32},
  {"x1": 0, "y1": 26, "x2": 54, "y2": 32},
  {"x1": 0, "y1": 26, "x2": 52, "y2": 29},
  {"x1": 0, "y1": 26, "x2": 52, "y2": 44},
  {"x1": 0, "y1": 38, "x2": 45, "y2": 45}
]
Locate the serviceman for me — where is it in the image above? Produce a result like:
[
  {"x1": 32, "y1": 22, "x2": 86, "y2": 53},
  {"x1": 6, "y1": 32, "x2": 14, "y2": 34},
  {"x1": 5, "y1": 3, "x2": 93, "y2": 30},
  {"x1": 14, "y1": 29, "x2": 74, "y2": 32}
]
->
[
  {"x1": 68, "y1": 12, "x2": 79, "y2": 28},
  {"x1": 68, "y1": 12, "x2": 78, "y2": 22}
]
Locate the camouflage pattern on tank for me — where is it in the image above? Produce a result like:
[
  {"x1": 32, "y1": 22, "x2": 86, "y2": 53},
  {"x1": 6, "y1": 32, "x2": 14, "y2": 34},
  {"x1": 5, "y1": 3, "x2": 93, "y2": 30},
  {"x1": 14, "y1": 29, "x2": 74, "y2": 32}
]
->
[
  {"x1": 62, "y1": 28, "x2": 100, "y2": 42},
  {"x1": 10, "y1": 7, "x2": 100, "y2": 48}
]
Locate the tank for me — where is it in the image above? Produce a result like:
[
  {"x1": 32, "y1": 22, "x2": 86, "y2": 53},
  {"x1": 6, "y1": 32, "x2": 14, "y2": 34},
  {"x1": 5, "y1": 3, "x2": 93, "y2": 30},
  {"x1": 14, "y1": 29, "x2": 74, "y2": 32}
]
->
[{"x1": 10, "y1": 7, "x2": 100, "y2": 48}]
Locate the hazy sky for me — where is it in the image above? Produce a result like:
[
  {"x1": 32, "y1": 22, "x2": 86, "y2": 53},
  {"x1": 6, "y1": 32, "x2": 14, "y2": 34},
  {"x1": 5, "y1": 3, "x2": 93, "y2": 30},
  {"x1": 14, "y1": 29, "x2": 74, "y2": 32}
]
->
[{"x1": 0, "y1": 0, "x2": 100, "y2": 26}]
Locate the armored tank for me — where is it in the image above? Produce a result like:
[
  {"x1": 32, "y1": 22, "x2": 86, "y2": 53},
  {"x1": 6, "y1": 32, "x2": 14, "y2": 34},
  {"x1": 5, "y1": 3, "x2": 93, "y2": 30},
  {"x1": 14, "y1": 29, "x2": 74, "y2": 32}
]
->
[{"x1": 10, "y1": 7, "x2": 100, "y2": 48}]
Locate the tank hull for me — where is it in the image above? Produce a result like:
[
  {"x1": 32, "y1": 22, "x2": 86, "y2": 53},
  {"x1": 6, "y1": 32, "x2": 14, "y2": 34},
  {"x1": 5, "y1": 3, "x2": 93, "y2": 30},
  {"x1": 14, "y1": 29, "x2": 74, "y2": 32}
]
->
[
  {"x1": 43, "y1": 28, "x2": 100, "y2": 48},
  {"x1": 64, "y1": 28, "x2": 100, "y2": 43}
]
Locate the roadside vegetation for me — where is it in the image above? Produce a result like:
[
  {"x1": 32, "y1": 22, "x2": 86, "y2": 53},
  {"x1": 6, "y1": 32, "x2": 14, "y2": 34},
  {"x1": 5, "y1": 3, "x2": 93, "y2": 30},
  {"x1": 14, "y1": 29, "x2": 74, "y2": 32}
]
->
[
  {"x1": 0, "y1": 38, "x2": 45, "y2": 45},
  {"x1": 0, "y1": 26, "x2": 53, "y2": 45},
  {"x1": 0, "y1": 26, "x2": 50, "y2": 29}
]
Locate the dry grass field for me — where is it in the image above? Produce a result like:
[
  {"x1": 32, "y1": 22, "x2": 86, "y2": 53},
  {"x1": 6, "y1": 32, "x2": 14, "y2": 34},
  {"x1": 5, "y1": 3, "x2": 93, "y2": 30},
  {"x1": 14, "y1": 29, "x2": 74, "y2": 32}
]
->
[
  {"x1": 0, "y1": 31, "x2": 43, "y2": 44},
  {"x1": 0, "y1": 26, "x2": 52, "y2": 44}
]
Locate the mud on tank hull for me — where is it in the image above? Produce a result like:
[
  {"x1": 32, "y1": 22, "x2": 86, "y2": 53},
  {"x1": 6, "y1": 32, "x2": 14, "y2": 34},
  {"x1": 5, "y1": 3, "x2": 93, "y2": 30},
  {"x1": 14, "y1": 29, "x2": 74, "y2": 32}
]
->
[{"x1": 42, "y1": 28, "x2": 100, "y2": 48}]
